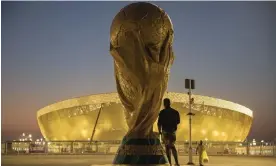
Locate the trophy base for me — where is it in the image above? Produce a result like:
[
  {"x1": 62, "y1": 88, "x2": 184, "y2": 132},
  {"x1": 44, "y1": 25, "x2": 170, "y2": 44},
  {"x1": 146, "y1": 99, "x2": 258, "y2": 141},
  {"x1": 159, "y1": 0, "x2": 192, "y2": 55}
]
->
[
  {"x1": 187, "y1": 162, "x2": 195, "y2": 165},
  {"x1": 113, "y1": 136, "x2": 168, "y2": 165}
]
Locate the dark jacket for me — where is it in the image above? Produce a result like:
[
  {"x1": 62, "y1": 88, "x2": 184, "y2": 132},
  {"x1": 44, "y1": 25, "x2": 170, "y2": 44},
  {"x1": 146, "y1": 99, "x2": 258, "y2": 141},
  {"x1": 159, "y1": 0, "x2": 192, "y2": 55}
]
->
[{"x1": 158, "y1": 107, "x2": 180, "y2": 133}]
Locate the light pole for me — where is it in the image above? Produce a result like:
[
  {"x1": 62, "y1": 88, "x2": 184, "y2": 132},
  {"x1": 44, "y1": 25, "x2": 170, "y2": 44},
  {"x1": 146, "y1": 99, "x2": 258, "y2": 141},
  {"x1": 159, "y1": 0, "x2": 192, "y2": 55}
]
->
[
  {"x1": 261, "y1": 140, "x2": 264, "y2": 155},
  {"x1": 185, "y1": 79, "x2": 195, "y2": 165}
]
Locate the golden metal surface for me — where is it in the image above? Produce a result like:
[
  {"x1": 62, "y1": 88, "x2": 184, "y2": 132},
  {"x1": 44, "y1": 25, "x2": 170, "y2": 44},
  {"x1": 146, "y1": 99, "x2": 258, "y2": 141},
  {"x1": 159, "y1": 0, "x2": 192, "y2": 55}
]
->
[
  {"x1": 110, "y1": 2, "x2": 174, "y2": 138},
  {"x1": 37, "y1": 92, "x2": 253, "y2": 142},
  {"x1": 37, "y1": 92, "x2": 253, "y2": 118}
]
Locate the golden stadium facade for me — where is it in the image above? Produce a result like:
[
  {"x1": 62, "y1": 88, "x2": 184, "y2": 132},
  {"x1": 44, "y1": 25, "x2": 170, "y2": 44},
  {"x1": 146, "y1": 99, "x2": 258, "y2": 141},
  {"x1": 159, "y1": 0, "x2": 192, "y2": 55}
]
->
[{"x1": 37, "y1": 92, "x2": 253, "y2": 142}]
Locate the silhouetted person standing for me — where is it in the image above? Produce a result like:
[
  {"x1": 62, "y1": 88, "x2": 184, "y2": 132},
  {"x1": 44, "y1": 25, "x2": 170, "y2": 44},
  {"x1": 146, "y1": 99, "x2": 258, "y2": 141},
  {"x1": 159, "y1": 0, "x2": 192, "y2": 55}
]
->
[
  {"x1": 196, "y1": 140, "x2": 206, "y2": 166},
  {"x1": 158, "y1": 98, "x2": 180, "y2": 166}
]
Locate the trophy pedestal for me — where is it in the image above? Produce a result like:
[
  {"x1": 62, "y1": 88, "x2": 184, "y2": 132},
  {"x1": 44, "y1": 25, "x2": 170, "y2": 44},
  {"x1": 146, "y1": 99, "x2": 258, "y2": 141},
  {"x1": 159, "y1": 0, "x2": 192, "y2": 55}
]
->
[{"x1": 113, "y1": 136, "x2": 169, "y2": 165}]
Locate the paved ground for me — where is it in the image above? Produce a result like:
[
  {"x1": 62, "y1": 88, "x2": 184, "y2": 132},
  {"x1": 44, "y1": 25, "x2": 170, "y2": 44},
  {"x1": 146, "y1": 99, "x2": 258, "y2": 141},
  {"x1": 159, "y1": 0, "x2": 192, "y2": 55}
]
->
[{"x1": 1, "y1": 155, "x2": 276, "y2": 166}]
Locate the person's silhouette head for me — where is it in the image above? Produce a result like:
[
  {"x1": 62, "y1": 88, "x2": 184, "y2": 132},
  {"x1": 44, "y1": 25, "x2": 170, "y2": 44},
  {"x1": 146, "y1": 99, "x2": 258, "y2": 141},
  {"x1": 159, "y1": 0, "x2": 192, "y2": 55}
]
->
[
  {"x1": 199, "y1": 140, "x2": 203, "y2": 145},
  {"x1": 163, "y1": 98, "x2": 171, "y2": 108}
]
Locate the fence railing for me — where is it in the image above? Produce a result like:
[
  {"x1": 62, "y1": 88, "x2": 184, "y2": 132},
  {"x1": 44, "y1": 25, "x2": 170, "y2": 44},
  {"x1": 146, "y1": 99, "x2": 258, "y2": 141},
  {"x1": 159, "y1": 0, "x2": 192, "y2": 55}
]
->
[{"x1": 2, "y1": 140, "x2": 276, "y2": 157}]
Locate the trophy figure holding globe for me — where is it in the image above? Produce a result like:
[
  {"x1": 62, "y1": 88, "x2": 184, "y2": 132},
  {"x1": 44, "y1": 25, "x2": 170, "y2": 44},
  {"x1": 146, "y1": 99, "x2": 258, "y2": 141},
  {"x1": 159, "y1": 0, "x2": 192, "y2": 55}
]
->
[{"x1": 110, "y1": 2, "x2": 175, "y2": 164}]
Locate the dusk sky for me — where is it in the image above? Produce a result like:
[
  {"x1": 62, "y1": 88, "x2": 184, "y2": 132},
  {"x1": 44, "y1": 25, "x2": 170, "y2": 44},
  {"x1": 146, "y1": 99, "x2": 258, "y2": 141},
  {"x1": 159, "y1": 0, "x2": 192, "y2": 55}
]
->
[{"x1": 1, "y1": 2, "x2": 276, "y2": 141}]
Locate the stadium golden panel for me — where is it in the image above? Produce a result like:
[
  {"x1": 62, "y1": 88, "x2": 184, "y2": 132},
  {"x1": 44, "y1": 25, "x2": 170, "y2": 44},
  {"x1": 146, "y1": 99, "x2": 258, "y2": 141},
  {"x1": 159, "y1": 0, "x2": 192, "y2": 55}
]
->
[{"x1": 37, "y1": 92, "x2": 253, "y2": 142}]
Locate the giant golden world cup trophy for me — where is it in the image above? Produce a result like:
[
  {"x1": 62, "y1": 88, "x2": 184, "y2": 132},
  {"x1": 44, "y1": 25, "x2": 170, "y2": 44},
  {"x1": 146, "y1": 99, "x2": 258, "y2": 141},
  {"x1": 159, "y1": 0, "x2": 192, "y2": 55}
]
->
[{"x1": 110, "y1": 2, "x2": 174, "y2": 165}]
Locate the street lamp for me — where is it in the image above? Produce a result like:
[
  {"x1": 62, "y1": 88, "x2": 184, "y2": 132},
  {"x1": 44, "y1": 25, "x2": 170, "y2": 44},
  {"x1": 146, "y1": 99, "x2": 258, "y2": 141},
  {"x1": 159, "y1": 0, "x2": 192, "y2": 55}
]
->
[{"x1": 185, "y1": 79, "x2": 195, "y2": 165}]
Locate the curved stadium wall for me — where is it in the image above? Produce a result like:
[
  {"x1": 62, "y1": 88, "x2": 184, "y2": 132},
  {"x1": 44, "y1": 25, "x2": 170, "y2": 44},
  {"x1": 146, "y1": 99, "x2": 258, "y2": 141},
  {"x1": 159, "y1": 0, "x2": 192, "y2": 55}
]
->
[{"x1": 37, "y1": 92, "x2": 253, "y2": 142}]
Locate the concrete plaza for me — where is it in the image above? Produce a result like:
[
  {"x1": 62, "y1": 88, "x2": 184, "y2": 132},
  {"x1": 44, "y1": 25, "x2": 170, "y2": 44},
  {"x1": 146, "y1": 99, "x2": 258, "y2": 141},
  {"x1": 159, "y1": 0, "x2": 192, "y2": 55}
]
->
[{"x1": 2, "y1": 155, "x2": 276, "y2": 166}]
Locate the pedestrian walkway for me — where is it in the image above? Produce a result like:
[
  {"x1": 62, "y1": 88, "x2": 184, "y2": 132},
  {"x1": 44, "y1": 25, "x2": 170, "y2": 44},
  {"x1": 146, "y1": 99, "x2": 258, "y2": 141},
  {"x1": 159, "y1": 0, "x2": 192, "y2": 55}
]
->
[{"x1": 2, "y1": 155, "x2": 276, "y2": 166}]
